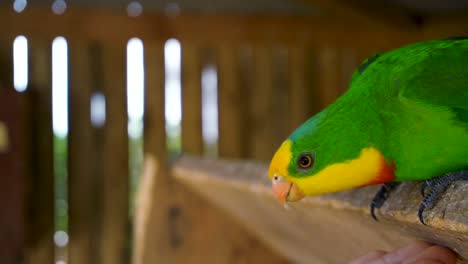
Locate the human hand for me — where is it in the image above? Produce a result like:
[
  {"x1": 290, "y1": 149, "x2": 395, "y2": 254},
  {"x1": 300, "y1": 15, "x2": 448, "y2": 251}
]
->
[{"x1": 348, "y1": 241, "x2": 457, "y2": 264}]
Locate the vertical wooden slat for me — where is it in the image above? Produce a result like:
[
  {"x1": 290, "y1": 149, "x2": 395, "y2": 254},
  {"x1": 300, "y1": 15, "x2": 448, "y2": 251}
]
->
[
  {"x1": 339, "y1": 48, "x2": 357, "y2": 93},
  {"x1": 25, "y1": 39, "x2": 54, "y2": 264},
  {"x1": 133, "y1": 41, "x2": 171, "y2": 264},
  {"x1": 315, "y1": 46, "x2": 341, "y2": 108},
  {"x1": 100, "y1": 43, "x2": 129, "y2": 264},
  {"x1": 68, "y1": 41, "x2": 97, "y2": 264},
  {"x1": 250, "y1": 46, "x2": 274, "y2": 161},
  {"x1": 0, "y1": 38, "x2": 13, "y2": 89},
  {"x1": 271, "y1": 46, "x2": 289, "y2": 143},
  {"x1": 217, "y1": 45, "x2": 245, "y2": 159},
  {"x1": 288, "y1": 46, "x2": 310, "y2": 131},
  {"x1": 0, "y1": 90, "x2": 27, "y2": 264},
  {"x1": 181, "y1": 44, "x2": 203, "y2": 155}
]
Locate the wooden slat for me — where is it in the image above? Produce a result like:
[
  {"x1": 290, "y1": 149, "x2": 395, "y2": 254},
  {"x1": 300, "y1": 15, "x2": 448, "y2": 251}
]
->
[
  {"x1": 270, "y1": 46, "x2": 290, "y2": 142},
  {"x1": 181, "y1": 44, "x2": 203, "y2": 155},
  {"x1": 288, "y1": 46, "x2": 311, "y2": 131},
  {"x1": 100, "y1": 43, "x2": 129, "y2": 264},
  {"x1": 0, "y1": 8, "x2": 422, "y2": 48},
  {"x1": 68, "y1": 41, "x2": 99, "y2": 264},
  {"x1": 0, "y1": 91, "x2": 27, "y2": 264},
  {"x1": 0, "y1": 37, "x2": 13, "y2": 89},
  {"x1": 217, "y1": 45, "x2": 245, "y2": 158},
  {"x1": 133, "y1": 41, "x2": 171, "y2": 264},
  {"x1": 249, "y1": 46, "x2": 275, "y2": 161},
  {"x1": 25, "y1": 38, "x2": 54, "y2": 264},
  {"x1": 301, "y1": 0, "x2": 418, "y2": 28},
  {"x1": 315, "y1": 46, "x2": 341, "y2": 108},
  {"x1": 173, "y1": 157, "x2": 468, "y2": 263}
]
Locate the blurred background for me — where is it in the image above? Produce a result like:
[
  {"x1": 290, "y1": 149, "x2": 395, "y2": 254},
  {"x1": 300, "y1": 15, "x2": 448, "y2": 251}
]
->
[{"x1": 0, "y1": 0, "x2": 467, "y2": 263}]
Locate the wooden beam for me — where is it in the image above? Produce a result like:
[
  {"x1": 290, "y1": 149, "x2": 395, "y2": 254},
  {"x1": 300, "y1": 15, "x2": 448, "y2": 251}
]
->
[
  {"x1": 0, "y1": 8, "x2": 415, "y2": 48},
  {"x1": 68, "y1": 41, "x2": 99, "y2": 264},
  {"x1": 181, "y1": 44, "x2": 203, "y2": 155},
  {"x1": 249, "y1": 46, "x2": 276, "y2": 161},
  {"x1": 297, "y1": 0, "x2": 421, "y2": 28},
  {"x1": 100, "y1": 43, "x2": 129, "y2": 264},
  {"x1": 173, "y1": 157, "x2": 468, "y2": 263},
  {"x1": 25, "y1": 38, "x2": 54, "y2": 264},
  {"x1": 133, "y1": 41, "x2": 171, "y2": 264},
  {"x1": 0, "y1": 37, "x2": 13, "y2": 90},
  {"x1": 217, "y1": 45, "x2": 246, "y2": 159}
]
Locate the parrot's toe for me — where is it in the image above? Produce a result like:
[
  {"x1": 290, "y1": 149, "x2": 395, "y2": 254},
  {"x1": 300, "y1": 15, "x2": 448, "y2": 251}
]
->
[
  {"x1": 417, "y1": 170, "x2": 468, "y2": 225},
  {"x1": 370, "y1": 182, "x2": 401, "y2": 221}
]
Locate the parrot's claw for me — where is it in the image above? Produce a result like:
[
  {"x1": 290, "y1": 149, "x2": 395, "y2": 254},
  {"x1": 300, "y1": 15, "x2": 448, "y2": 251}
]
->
[
  {"x1": 417, "y1": 170, "x2": 468, "y2": 225},
  {"x1": 420, "y1": 180, "x2": 430, "y2": 197},
  {"x1": 370, "y1": 182, "x2": 401, "y2": 221}
]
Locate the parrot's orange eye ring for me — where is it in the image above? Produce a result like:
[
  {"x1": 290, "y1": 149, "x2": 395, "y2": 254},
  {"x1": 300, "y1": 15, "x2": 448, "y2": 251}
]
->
[{"x1": 297, "y1": 153, "x2": 314, "y2": 170}]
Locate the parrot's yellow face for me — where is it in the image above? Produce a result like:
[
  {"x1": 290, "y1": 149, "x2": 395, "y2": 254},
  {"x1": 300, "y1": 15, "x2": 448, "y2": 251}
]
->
[
  {"x1": 268, "y1": 139, "x2": 395, "y2": 206},
  {"x1": 268, "y1": 140, "x2": 305, "y2": 205}
]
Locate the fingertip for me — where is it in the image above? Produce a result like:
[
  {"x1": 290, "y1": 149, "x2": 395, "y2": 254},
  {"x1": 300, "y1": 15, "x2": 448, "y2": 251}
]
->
[
  {"x1": 404, "y1": 245, "x2": 457, "y2": 264},
  {"x1": 348, "y1": 250, "x2": 387, "y2": 264}
]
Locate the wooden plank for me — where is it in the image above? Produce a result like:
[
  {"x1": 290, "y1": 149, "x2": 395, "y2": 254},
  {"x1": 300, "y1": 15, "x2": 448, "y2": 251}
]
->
[
  {"x1": 0, "y1": 8, "x2": 418, "y2": 48},
  {"x1": 173, "y1": 157, "x2": 468, "y2": 263},
  {"x1": 300, "y1": 0, "x2": 418, "y2": 28},
  {"x1": 0, "y1": 91, "x2": 27, "y2": 264},
  {"x1": 181, "y1": 44, "x2": 203, "y2": 155},
  {"x1": 100, "y1": 43, "x2": 129, "y2": 264},
  {"x1": 314, "y1": 46, "x2": 341, "y2": 108},
  {"x1": 68, "y1": 41, "x2": 101, "y2": 264},
  {"x1": 249, "y1": 46, "x2": 275, "y2": 161},
  {"x1": 216, "y1": 45, "x2": 245, "y2": 158},
  {"x1": 133, "y1": 41, "x2": 171, "y2": 264},
  {"x1": 288, "y1": 46, "x2": 311, "y2": 131},
  {"x1": 0, "y1": 37, "x2": 13, "y2": 89},
  {"x1": 25, "y1": 38, "x2": 54, "y2": 264}
]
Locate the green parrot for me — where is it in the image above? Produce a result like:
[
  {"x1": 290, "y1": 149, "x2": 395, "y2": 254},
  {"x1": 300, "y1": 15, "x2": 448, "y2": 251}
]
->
[{"x1": 268, "y1": 37, "x2": 468, "y2": 224}]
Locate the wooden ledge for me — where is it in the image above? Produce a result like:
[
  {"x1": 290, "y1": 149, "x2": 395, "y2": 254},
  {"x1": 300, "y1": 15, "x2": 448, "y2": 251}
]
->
[{"x1": 172, "y1": 156, "x2": 468, "y2": 263}]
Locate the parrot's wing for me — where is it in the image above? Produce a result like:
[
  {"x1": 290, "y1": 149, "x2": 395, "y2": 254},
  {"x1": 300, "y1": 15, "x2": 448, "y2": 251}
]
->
[{"x1": 398, "y1": 42, "x2": 468, "y2": 111}]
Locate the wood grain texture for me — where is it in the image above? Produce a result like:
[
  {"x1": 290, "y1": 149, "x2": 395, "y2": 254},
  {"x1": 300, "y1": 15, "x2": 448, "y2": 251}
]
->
[{"x1": 173, "y1": 157, "x2": 468, "y2": 264}]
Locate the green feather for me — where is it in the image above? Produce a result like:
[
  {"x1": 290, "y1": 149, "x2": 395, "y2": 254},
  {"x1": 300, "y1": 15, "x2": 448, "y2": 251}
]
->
[{"x1": 288, "y1": 38, "x2": 468, "y2": 182}]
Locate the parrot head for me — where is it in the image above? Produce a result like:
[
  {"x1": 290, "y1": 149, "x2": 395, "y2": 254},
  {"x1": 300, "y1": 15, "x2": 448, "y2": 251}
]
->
[{"x1": 268, "y1": 111, "x2": 395, "y2": 206}]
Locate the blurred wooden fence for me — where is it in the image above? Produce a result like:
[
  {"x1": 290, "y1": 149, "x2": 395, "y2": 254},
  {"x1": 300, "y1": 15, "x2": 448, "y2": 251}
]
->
[{"x1": 0, "y1": 7, "x2": 467, "y2": 264}]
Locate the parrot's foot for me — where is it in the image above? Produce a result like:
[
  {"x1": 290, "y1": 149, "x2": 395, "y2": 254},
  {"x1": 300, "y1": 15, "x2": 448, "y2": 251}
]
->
[
  {"x1": 418, "y1": 170, "x2": 468, "y2": 225},
  {"x1": 370, "y1": 182, "x2": 401, "y2": 221}
]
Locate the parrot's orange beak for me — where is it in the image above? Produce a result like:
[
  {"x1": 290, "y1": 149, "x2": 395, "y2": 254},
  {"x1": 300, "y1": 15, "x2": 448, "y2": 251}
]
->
[{"x1": 271, "y1": 175, "x2": 305, "y2": 206}]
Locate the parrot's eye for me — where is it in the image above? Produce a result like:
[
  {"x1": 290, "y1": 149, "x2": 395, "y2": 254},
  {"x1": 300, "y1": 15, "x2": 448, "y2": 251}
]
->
[{"x1": 297, "y1": 153, "x2": 314, "y2": 170}]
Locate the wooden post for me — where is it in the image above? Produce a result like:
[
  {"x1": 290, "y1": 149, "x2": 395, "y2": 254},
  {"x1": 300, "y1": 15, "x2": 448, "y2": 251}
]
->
[
  {"x1": 314, "y1": 46, "x2": 341, "y2": 108},
  {"x1": 249, "y1": 46, "x2": 275, "y2": 161},
  {"x1": 0, "y1": 37, "x2": 13, "y2": 89},
  {"x1": 133, "y1": 41, "x2": 171, "y2": 264},
  {"x1": 288, "y1": 46, "x2": 310, "y2": 131},
  {"x1": 25, "y1": 38, "x2": 55, "y2": 264},
  {"x1": 100, "y1": 43, "x2": 129, "y2": 264},
  {"x1": 68, "y1": 41, "x2": 99, "y2": 264},
  {"x1": 181, "y1": 44, "x2": 203, "y2": 155},
  {"x1": 217, "y1": 45, "x2": 245, "y2": 159}
]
